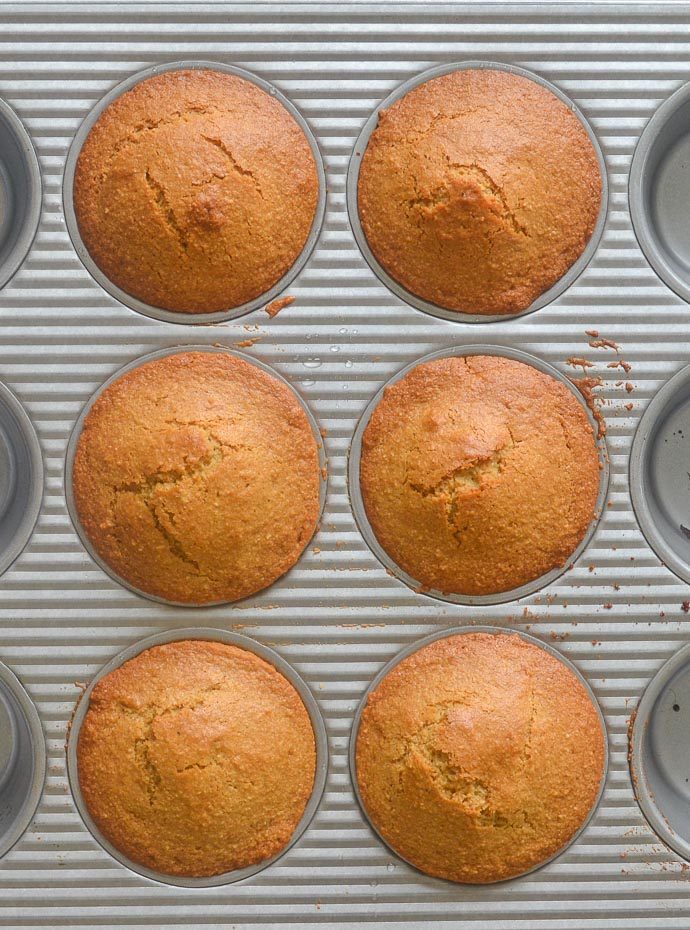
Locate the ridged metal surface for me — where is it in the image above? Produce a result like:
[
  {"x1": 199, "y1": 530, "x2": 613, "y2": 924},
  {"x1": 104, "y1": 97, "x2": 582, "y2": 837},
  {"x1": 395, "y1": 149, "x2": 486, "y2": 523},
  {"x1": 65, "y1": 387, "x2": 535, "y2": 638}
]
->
[{"x1": 0, "y1": 2, "x2": 689, "y2": 927}]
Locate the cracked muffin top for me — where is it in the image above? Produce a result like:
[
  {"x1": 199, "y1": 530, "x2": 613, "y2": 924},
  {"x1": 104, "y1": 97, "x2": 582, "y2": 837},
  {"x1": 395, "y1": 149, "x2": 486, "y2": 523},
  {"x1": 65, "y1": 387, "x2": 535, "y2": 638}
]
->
[
  {"x1": 71, "y1": 350, "x2": 321, "y2": 604},
  {"x1": 73, "y1": 68, "x2": 319, "y2": 314},
  {"x1": 77, "y1": 639, "x2": 317, "y2": 877},
  {"x1": 357, "y1": 68, "x2": 602, "y2": 316},
  {"x1": 355, "y1": 631, "x2": 605, "y2": 883},
  {"x1": 359, "y1": 354, "x2": 601, "y2": 597}
]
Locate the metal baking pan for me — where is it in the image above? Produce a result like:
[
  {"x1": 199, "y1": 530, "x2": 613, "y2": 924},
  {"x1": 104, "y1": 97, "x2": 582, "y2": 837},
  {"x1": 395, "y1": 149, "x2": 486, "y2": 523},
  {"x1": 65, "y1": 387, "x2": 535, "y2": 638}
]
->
[{"x1": 0, "y1": 2, "x2": 689, "y2": 928}]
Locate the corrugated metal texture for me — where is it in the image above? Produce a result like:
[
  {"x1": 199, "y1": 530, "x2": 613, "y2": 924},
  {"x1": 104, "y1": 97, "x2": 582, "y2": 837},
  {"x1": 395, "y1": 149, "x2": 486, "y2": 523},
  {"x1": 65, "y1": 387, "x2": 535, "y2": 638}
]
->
[{"x1": 0, "y1": 2, "x2": 688, "y2": 927}]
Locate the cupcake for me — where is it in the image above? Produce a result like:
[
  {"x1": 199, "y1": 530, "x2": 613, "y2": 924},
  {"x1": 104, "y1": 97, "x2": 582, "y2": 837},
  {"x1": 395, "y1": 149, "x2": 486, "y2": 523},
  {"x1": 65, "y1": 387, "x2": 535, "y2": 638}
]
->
[
  {"x1": 355, "y1": 631, "x2": 606, "y2": 883},
  {"x1": 73, "y1": 68, "x2": 319, "y2": 314},
  {"x1": 71, "y1": 350, "x2": 321, "y2": 604},
  {"x1": 77, "y1": 639, "x2": 317, "y2": 878},
  {"x1": 358, "y1": 354, "x2": 600, "y2": 597},
  {"x1": 357, "y1": 68, "x2": 602, "y2": 316}
]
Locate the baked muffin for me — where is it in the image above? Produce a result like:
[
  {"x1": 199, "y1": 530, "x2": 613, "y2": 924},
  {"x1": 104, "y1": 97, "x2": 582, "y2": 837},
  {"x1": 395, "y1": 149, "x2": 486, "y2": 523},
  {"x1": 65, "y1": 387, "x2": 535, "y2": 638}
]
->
[
  {"x1": 77, "y1": 639, "x2": 317, "y2": 877},
  {"x1": 72, "y1": 351, "x2": 321, "y2": 604},
  {"x1": 359, "y1": 354, "x2": 600, "y2": 596},
  {"x1": 355, "y1": 631, "x2": 605, "y2": 883},
  {"x1": 73, "y1": 68, "x2": 319, "y2": 314},
  {"x1": 358, "y1": 68, "x2": 602, "y2": 316}
]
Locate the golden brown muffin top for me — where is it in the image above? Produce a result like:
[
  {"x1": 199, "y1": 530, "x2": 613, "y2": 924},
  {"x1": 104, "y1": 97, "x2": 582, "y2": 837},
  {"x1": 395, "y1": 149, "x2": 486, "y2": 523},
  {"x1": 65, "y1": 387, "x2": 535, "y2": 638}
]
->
[
  {"x1": 77, "y1": 639, "x2": 317, "y2": 878},
  {"x1": 359, "y1": 354, "x2": 600, "y2": 596},
  {"x1": 74, "y1": 68, "x2": 319, "y2": 314},
  {"x1": 358, "y1": 68, "x2": 602, "y2": 316},
  {"x1": 355, "y1": 631, "x2": 605, "y2": 883},
  {"x1": 72, "y1": 351, "x2": 321, "y2": 604}
]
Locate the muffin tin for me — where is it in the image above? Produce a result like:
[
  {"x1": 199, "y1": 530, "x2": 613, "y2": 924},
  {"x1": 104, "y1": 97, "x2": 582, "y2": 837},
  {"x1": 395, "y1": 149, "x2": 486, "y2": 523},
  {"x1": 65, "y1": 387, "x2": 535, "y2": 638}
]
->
[
  {"x1": 629, "y1": 641, "x2": 690, "y2": 865},
  {"x1": 0, "y1": 380, "x2": 43, "y2": 578},
  {"x1": 0, "y1": 97, "x2": 41, "y2": 293},
  {"x1": 0, "y1": 660, "x2": 45, "y2": 861},
  {"x1": 630, "y1": 361, "x2": 690, "y2": 586},
  {"x1": 0, "y1": 4, "x2": 689, "y2": 929},
  {"x1": 629, "y1": 79, "x2": 690, "y2": 305}
]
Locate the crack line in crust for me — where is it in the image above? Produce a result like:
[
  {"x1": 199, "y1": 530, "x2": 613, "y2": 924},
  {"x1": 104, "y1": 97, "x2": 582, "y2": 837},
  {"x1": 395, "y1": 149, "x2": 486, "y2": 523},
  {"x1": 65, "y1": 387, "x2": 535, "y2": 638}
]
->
[
  {"x1": 95, "y1": 105, "x2": 225, "y2": 179},
  {"x1": 201, "y1": 134, "x2": 265, "y2": 199},
  {"x1": 110, "y1": 425, "x2": 246, "y2": 575},
  {"x1": 445, "y1": 161, "x2": 529, "y2": 238},
  {"x1": 402, "y1": 161, "x2": 529, "y2": 240},
  {"x1": 383, "y1": 689, "x2": 538, "y2": 830},
  {"x1": 406, "y1": 446, "x2": 512, "y2": 544},
  {"x1": 116, "y1": 683, "x2": 225, "y2": 806},
  {"x1": 398, "y1": 106, "x2": 492, "y2": 145},
  {"x1": 144, "y1": 168, "x2": 189, "y2": 251}
]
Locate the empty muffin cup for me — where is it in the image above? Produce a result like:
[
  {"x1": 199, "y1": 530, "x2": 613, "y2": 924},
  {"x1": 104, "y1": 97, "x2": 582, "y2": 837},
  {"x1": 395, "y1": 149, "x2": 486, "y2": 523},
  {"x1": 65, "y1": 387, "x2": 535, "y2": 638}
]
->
[
  {"x1": 63, "y1": 59, "x2": 326, "y2": 325},
  {"x1": 347, "y1": 60, "x2": 608, "y2": 324},
  {"x1": 630, "y1": 80, "x2": 690, "y2": 303},
  {"x1": 0, "y1": 381, "x2": 43, "y2": 577},
  {"x1": 629, "y1": 643, "x2": 690, "y2": 862},
  {"x1": 0, "y1": 659, "x2": 46, "y2": 859},
  {"x1": 0, "y1": 97, "x2": 41, "y2": 291},
  {"x1": 630, "y1": 363, "x2": 690, "y2": 585},
  {"x1": 67, "y1": 626, "x2": 329, "y2": 887},
  {"x1": 348, "y1": 626, "x2": 608, "y2": 884},
  {"x1": 349, "y1": 344, "x2": 609, "y2": 606},
  {"x1": 65, "y1": 344, "x2": 327, "y2": 606}
]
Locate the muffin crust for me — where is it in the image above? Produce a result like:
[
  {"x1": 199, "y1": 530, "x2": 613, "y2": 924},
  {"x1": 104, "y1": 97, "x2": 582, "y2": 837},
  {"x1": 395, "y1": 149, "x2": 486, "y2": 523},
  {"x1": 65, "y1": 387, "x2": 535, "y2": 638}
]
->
[
  {"x1": 359, "y1": 354, "x2": 600, "y2": 596},
  {"x1": 74, "y1": 68, "x2": 319, "y2": 314},
  {"x1": 72, "y1": 351, "x2": 321, "y2": 604},
  {"x1": 77, "y1": 639, "x2": 317, "y2": 877},
  {"x1": 355, "y1": 632, "x2": 606, "y2": 883},
  {"x1": 358, "y1": 68, "x2": 602, "y2": 316}
]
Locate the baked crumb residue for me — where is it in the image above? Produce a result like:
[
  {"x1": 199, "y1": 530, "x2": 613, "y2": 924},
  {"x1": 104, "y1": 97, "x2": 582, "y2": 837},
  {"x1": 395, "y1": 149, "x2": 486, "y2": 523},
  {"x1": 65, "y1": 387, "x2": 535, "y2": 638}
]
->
[
  {"x1": 72, "y1": 351, "x2": 321, "y2": 604},
  {"x1": 566, "y1": 356, "x2": 595, "y2": 372},
  {"x1": 572, "y1": 333, "x2": 634, "y2": 421},
  {"x1": 265, "y1": 295, "x2": 296, "y2": 318},
  {"x1": 360, "y1": 355, "x2": 601, "y2": 596},
  {"x1": 589, "y1": 337, "x2": 619, "y2": 351},
  {"x1": 355, "y1": 632, "x2": 605, "y2": 883},
  {"x1": 358, "y1": 68, "x2": 602, "y2": 316},
  {"x1": 77, "y1": 640, "x2": 316, "y2": 877},
  {"x1": 73, "y1": 70, "x2": 318, "y2": 314},
  {"x1": 607, "y1": 359, "x2": 632, "y2": 373},
  {"x1": 572, "y1": 376, "x2": 606, "y2": 439}
]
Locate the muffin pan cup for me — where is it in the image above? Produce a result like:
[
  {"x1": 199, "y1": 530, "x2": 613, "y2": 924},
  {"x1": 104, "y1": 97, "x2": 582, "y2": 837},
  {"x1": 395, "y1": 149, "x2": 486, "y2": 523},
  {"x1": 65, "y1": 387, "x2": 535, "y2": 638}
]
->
[
  {"x1": 346, "y1": 59, "x2": 608, "y2": 325},
  {"x1": 0, "y1": 660, "x2": 46, "y2": 861},
  {"x1": 66, "y1": 626, "x2": 329, "y2": 888},
  {"x1": 349, "y1": 624, "x2": 609, "y2": 884},
  {"x1": 629, "y1": 362, "x2": 690, "y2": 586},
  {"x1": 0, "y1": 380, "x2": 43, "y2": 578},
  {"x1": 64, "y1": 344, "x2": 328, "y2": 607},
  {"x1": 0, "y1": 97, "x2": 42, "y2": 292},
  {"x1": 629, "y1": 643, "x2": 690, "y2": 863},
  {"x1": 62, "y1": 59, "x2": 327, "y2": 326},
  {"x1": 629, "y1": 79, "x2": 690, "y2": 304},
  {"x1": 348, "y1": 344, "x2": 609, "y2": 607}
]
